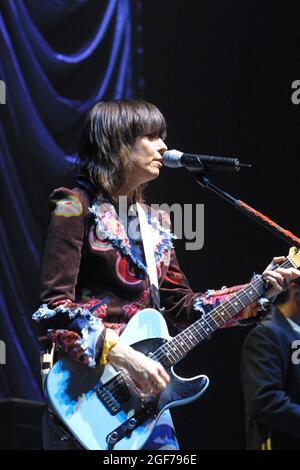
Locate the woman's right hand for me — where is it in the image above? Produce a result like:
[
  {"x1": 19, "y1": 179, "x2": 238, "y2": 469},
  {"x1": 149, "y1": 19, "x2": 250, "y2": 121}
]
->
[{"x1": 107, "y1": 342, "x2": 170, "y2": 397}]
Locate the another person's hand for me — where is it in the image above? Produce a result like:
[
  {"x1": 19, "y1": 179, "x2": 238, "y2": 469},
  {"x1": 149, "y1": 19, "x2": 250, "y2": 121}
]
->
[
  {"x1": 107, "y1": 342, "x2": 170, "y2": 397},
  {"x1": 263, "y1": 256, "x2": 300, "y2": 299}
]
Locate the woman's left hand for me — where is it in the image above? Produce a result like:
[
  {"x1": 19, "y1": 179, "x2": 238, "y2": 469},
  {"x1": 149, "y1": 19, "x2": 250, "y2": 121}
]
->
[{"x1": 262, "y1": 256, "x2": 300, "y2": 299}]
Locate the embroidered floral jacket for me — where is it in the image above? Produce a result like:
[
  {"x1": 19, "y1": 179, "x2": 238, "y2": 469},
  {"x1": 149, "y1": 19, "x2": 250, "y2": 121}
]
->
[{"x1": 33, "y1": 185, "x2": 257, "y2": 367}]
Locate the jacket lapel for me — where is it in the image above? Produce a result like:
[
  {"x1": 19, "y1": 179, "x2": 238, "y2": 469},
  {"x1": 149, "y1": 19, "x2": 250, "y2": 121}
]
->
[{"x1": 89, "y1": 199, "x2": 175, "y2": 273}]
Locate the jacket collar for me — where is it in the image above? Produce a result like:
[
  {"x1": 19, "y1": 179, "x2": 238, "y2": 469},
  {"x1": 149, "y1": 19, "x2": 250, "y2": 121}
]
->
[
  {"x1": 76, "y1": 175, "x2": 98, "y2": 198},
  {"x1": 271, "y1": 307, "x2": 300, "y2": 338},
  {"x1": 88, "y1": 199, "x2": 175, "y2": 274}
]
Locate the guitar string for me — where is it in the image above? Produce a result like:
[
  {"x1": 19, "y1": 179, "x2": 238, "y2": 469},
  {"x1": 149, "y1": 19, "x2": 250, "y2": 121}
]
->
[
  {"x1": 154, "y1": 259, "x2": 293, "y2": 364},
  {"x1": 153, "y1": 277, "x2": 266, "y2": 363}
]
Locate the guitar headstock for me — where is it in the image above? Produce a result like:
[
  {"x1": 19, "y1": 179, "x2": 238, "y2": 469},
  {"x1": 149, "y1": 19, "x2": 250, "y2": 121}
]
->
[{"x1": 288, "y1": 247, "x2": 300, "y2": 269}]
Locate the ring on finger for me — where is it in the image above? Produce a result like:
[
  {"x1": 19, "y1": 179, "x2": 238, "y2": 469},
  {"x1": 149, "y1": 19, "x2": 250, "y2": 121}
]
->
[{"x1": 156, "y1": 379, "x2": 165, "y2": 389}]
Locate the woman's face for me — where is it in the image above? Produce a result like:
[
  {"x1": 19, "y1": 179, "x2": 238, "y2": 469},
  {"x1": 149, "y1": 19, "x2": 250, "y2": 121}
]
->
[{"x1": 127, "y1": 136, "x2": 167, "y2": 187}]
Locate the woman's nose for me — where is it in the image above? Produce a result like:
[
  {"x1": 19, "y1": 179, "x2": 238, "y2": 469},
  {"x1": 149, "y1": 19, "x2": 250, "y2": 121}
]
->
[{"x1": 156, "y1": 138, "x2": 167, "y2": 153}]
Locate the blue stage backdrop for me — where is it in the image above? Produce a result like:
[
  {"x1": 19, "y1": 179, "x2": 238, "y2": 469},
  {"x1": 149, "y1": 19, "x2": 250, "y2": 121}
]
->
[{"x1": 0, "y1": 0, "x2": 143, "y2": 400}]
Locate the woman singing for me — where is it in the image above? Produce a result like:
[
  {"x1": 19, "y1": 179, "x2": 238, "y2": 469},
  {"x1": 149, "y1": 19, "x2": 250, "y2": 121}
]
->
[{"x1": 33, "y1": 99, "x2": 299, "y2": 449}]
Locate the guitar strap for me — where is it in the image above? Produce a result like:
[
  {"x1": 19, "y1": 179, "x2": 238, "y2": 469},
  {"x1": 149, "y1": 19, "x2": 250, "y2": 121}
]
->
[
  {"x1": 40, "y1": 345, "x2": 55, "y2": 390},
  {"x1": 136, "y1": 203, "x2": 162, "y2": 312}
]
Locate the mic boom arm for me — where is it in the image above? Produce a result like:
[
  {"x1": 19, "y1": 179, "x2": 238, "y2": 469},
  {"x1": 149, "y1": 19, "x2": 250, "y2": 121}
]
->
[{"x1": 194, "y1": 173, "x2": 300, "y2": 249}]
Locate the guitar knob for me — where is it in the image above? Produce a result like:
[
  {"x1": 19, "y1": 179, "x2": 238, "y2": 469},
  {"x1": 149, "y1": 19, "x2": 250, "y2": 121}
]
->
[
  {"x1": 128, "y1": 418, "x2": 137, "y2": 429},
  {"x1": 107, "y1": 431, "x2": 119, "y2": 445}
]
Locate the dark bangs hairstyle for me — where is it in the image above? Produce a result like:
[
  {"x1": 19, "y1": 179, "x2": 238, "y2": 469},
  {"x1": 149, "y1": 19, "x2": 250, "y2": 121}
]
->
[{"x1": 77, "y1": 99, "x2": 167, "y2": 204}]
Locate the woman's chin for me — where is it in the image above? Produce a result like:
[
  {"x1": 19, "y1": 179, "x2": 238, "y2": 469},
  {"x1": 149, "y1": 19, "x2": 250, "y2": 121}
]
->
[
  {"x1": 149, "y1": 170, "x2": 160, "y2": 181},
  {"x1": 141, "y1": 170, "x2": 160, "y2": 184}
]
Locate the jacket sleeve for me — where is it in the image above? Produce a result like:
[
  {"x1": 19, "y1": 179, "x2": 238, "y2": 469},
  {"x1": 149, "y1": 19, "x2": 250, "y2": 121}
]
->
[
  {"x1": 160, "y1": 248, "x2": 255, "y2": 329},
  {"x1": 33, "y1": 187, "x2": 107, "y2": 367},
  {"x1": 241, "y1": 324, "x2": 300, "y2": 439},
  {"x1": 39, "y1": 187, "x2": 88, "y2": 306}
]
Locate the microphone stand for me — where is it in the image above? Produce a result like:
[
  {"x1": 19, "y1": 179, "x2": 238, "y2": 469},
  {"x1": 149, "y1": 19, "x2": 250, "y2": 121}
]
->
[{"x1": 186, "y1": 166, "x2": 300, "y2": 249}]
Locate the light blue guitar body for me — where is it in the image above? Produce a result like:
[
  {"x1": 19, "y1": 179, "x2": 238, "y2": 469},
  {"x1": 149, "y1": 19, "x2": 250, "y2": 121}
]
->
[{"x1": 45, "y1": 308, "x2": 209, "y2": 450}]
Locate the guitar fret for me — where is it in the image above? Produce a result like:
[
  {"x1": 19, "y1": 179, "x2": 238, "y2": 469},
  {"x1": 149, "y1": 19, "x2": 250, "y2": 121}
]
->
[
  {"x1": 250, "y1": 283, "x2": 262, "y2": 297},
  {"x1": 209, "y1": 313, "x2": 220, "y2": 328},
  {"x1": 195, "y1": 323, "x2": 210, "y2": 339},
  {"x1": 247, "y1": 287, "x2": 255, "y2": 297},
  {"x1": 169, "y1": 348, "x2": 180, "y2": 362},
  {"x1": 235, "y1": 295, "x2": 246, "y2": 309},
  {"x1": 191, "y1": 324, "x2": 205, "y2": 340},
  {"x1": 198, "y1": 316, "x2": 214, "y2": 334},
  {"x1": 219, "y1": 301, "x2": 232, "y2": 321},
  {"x1": 177, "y1": 335, "x2": 193, "y2": 351},
  {"x1": 243, "y1": 289, "x2": 254, "y2": 303},
  {"x1": 213, "y1": 309, "x2": 226, "y2": 324},
  {"x1": 161, "y1": 333, "x2": 192, "y2": 362},
  {"x1": 171, "y1": 339, "x2": 186, "y2": 356},
  {"x1": 171, "y1": 346, "x2": 182, "y2": 359},
  {"x1": 190, "y1": 324, "x2": 205, "y2": 342},
  {"x1": 183, "y1": 329, "x2": 199, "y2": 345},
  {"x1": 214, "y1": 311, "x2": 226, "y2": 326},
  {"x1": 157, "y1": 329, "x2": 200, "y2": 365},
  {"x1": 287, "y1": 258, "x2": 295, "y2": 269},
  {"x1": 160, "y1": 345, "x2": 178, "y2": 363},
  {"x1": 173, "y1": 335, "x2": 194, "y2": 356},
  {"x1": 227, "y1": 298, "x2": 240, "y2": 313}
]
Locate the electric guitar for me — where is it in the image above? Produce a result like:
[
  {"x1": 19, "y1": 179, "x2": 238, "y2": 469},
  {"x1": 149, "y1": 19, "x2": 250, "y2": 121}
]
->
[{"x1": 45, "y1": 247, "x2": 300, "y2": 450}]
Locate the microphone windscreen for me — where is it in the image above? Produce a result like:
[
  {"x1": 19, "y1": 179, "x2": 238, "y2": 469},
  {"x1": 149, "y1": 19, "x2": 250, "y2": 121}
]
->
[{"x1": 162, "y1": 149, "x2": 183, "y2": 168}]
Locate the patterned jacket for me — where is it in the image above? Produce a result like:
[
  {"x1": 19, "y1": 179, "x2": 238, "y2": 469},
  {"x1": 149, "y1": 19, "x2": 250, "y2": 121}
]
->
[{"x1": 33, "y1": 184, "x2": 255, "y2": 367}]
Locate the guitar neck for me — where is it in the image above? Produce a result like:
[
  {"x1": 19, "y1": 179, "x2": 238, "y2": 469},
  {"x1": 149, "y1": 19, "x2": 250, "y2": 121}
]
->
[{"x1": 153, "y1": 257, "x2": 295, "y2": 368}]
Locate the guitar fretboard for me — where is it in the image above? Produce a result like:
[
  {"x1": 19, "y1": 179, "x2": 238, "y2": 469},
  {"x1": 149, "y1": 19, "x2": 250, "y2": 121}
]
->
[{"x1": 152, "y1": 257, "x2": 294, "y2": 367}]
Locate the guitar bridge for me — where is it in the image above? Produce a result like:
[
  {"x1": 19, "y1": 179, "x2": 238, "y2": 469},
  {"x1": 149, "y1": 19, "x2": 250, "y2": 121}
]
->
[{"x1": 96, "y1": 372, "x2": 131, "y2": 415}]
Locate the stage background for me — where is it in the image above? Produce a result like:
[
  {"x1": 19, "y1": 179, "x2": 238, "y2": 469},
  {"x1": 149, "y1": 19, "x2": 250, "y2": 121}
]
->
[
  {"x1": 0, "y1": 0, "x2": 143, "y2": 401},
  {"x1": 0, "y1": 0, "x2": 299, "y2": 449}
]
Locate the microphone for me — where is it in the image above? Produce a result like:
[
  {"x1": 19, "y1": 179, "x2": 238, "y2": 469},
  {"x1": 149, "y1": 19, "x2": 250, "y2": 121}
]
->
[{"x1": 162, "y1": 149, "x2": 251, "y2": 172}]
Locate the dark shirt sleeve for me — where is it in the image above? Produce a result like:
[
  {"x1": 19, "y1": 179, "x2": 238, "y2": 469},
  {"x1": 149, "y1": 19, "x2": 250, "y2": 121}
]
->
[{"x1": 241, "y1": 324, "x2": 300, "y2": 439}]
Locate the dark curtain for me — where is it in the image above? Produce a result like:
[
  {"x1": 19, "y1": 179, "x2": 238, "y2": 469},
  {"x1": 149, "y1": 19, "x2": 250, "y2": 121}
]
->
[{"x1": 0, "y1": 0, "x2": 143, "y2": 400}]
